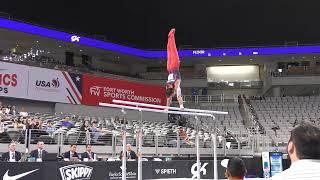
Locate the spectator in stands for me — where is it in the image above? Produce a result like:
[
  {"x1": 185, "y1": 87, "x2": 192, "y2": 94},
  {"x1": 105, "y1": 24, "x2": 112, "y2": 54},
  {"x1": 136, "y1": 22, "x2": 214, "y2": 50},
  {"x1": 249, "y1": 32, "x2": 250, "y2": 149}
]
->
[
  {"x1": 78, "y1": 120, "x2": 91, "y2": 143},
  {"x1": 81, "y1": 144, "x2": 96, "y2": 161},
  {"x1": 45, "y1": 121, "x2": 56, "y2": 136},
  {"x1": 271, "y1": 125, "x2": 280, "y2": 137},
  {"x1": 63, "y1": 144, "x2": 79, "y2": 160},
  {"x1": 2, "y1": 142, "x2": 22, "y2": 162},
  {"x1": 1, "y1": 107, "x2": 8, "y2": 115},
  {"x1": 179, "y1": 127, "x2": 190, "y2": 145},
  {"x1": 105, "y1": 119, "x2": 115, "y2": 130},
  {"x1": 35, "y1": 119, "x2": 43, "y2": 129},
  {"x1": 26, "y1": 118, "x2": 38, "y2": 130},
  {"x1": 120, "y1": 144, "x2": 137, "y2": 160},
  {"x1": 61, "y1": 117, "x2": 75, "y2": 129},
  {"x1": 166, "y1": 129, "x2": 178, "y2": 147},
  {"x1": 80, "y1": 120, "x2": 91, "y2": 132},
  {"x1": 13, "y1": 118, "x2": 24, "y2": 130},
  {"x1": 118, "y1": 117, "x2": 128, "y2": 124},
  {"x1": 9, "y1": 106, "x2": 16, "y2": 116},
  {"x1": 90, "y1": 122, "x2": 100, "y2": 142},
  {"x1": 113, "y1": 116, "x2": 121, "y2": 125},
  {"x1": 272, "y1": 122, "x2": 320, "y2": 180},
  {"x1": 19, "y1": 107, "x2": 28, "y2": 117},
  {"x1": 222, "y1": 157, "x2": 247, "y2": 180},
  {"x1": 29, "y1": 141, "x2": 48, "y2": 160}
]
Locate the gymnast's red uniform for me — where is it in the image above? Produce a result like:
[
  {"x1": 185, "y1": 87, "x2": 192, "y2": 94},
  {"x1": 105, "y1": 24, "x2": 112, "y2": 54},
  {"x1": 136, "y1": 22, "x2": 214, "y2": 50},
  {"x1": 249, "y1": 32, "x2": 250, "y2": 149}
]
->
[{"x1": 167, "y1": 28, "x2": 181, "y2": 83}]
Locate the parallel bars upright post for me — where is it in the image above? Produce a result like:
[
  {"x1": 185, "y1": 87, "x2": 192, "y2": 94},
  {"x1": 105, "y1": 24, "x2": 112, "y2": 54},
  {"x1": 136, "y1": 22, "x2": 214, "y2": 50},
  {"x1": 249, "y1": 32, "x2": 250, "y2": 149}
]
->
[{"x1": 99, "y1": 101, "x2": 227, "y2": 180}]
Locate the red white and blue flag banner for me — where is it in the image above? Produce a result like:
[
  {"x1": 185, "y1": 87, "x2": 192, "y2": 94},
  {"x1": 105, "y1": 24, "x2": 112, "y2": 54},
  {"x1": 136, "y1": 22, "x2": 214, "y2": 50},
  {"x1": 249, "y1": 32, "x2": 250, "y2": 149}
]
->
[{"x1": 27, "y1": 66, "x2": 82, "y2": 104}]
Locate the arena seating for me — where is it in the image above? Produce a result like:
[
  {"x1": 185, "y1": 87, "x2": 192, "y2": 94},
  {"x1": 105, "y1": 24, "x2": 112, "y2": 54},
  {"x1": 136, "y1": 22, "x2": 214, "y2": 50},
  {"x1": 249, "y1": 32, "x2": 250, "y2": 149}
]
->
[
  {"x1": 187, "y1": 103, "x2": 245, "y2": 132},
  {"x1": 0, "y1": 101, "x2": 250, "y2": 151},
  {"x1": 250, "y1": 96, "x2": 320, "y2": 145}
]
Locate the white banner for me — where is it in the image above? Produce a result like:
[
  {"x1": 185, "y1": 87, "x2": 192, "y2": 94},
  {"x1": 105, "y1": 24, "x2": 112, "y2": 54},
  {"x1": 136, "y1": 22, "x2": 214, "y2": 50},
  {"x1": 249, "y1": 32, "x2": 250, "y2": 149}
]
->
[
  {"x1": 28, "y1": 67, "x2": 82, "y2": 104},
  {"x1": 0, "y1": 61, "x2": 82, "y2": 104},
  {"x1": 0, "y1": 62, "x2": 28, "y2": 98}
]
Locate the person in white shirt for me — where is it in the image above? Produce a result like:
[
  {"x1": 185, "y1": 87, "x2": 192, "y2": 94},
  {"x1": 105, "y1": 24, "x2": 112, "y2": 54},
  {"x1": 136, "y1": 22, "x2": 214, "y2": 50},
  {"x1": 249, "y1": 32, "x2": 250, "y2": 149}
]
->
[{"x1": 272, "y1": 122, "x2": 320, "y2": 180}]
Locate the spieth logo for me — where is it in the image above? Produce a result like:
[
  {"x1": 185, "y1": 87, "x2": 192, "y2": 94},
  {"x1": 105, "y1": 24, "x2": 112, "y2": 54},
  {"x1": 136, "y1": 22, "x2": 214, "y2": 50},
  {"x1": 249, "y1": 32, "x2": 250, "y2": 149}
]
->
[
  {"x1": 36, "y1": 78, "x2": 60, "y2": 88},
  {"x1": 191, "y1": 162, "x2": 208, "y2": 179},
  {"x1": 89, "y1": 86, "x2": 102, "y2": 96},
  {"x1": 71, "y1": 35, "x2": 81, "y2": 42},
  {"x1": 154, "y1": 168, "x2": 177, "y2": 175},
  {"x1": 59, "y1": 164, "x2": 93, "y2": 180}
]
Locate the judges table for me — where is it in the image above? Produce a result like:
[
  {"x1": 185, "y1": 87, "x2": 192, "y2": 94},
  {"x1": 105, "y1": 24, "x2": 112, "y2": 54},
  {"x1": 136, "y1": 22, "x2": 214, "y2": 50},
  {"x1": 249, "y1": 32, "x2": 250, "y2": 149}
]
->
[{"x1": 0, "y1": 161, "x2": 226, "y2": 180}]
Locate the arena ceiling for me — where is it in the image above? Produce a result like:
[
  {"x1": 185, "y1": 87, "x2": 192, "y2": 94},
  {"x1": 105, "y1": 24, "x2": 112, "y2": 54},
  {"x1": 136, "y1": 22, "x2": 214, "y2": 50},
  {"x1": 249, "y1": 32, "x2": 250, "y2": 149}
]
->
[
  {"x1": 1, "y1": 23, "x2": 320, "y2": 67},
  {"x1": 1, "y1": 0, "x2": 320, "y2": 49}
]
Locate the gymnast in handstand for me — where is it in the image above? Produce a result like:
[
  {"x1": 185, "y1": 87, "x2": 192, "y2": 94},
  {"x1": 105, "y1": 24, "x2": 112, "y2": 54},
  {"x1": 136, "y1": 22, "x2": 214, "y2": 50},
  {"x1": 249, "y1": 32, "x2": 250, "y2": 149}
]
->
[{"x1": 165, "y1": 28, "x2": 184, "y2": 109}]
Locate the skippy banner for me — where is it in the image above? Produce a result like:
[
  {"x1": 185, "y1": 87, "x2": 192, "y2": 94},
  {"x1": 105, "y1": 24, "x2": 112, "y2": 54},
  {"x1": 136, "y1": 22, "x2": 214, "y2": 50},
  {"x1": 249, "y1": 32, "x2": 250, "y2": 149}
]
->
[
  {"x1": 82, "y1": 74, "x2": 166, "y2": 106},
  {"x1": 0, "y1": 62, "x2": 166, "y2": 106}
]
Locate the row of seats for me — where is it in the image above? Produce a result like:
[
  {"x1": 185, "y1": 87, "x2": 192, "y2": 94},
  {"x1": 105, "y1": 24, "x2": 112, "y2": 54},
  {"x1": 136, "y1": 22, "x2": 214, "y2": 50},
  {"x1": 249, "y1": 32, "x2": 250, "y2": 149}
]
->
[
  {"x1": 263, "y1": 96, "x2": 320, "y2": 101},
  {"x1": 250, "y1": 96, "x2": 320, "y2": 144}
]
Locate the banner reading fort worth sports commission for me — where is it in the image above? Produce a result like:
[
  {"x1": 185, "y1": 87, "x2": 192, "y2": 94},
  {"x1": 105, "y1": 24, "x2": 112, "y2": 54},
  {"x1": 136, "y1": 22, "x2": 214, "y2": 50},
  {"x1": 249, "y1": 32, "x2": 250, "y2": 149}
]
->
[
  {"x1": 0, "y1": 61, "x2": 28, "y2": 98},
  {"x1": 82, "y1": 74, "x2": 166, "y2": 106}
]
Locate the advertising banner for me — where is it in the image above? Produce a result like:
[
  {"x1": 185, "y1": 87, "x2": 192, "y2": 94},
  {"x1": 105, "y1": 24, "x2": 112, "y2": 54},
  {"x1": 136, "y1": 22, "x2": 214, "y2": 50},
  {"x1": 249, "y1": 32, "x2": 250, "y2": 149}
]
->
[
  {"x1": 27, "y1": 66, "x2": 82, "y2": 104},
  {"x1": 0, "y1": 162, "x2": 54, "y2": 180},
  {"x1": 149, "y1": 161, "x2": 214, "y2": 180},
  {"x1": 269, "y1": 152, "x2": 283, "y2": 177},
  {"x1": 82, "y1": 74, "x2": 166, "y2": 106},
  {"x1": 0, "y1": 62, "x2": 166, "y2": 107},
  {"x1": 0, "y1": 161, "x2": 216, "y2": 180},
  {"x1": 0, "y1": 61, "x2": 28, "y2": 98}
]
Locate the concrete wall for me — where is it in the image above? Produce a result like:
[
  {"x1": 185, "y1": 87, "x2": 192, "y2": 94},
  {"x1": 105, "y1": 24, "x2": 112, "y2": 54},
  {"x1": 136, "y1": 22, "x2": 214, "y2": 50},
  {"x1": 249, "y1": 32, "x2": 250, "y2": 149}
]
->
[
  {"x1": 0, "y1": 97, "x2": 55, "y2": 113},
  {"x1": 149, "y1": 79, "x2": 208, "y2": 87},
  {"x1": 91, "y1": 59, "x2": 130, "y2": 74},
  {"x1": 271, "y1": 76, "x2": 320, "y2": 86},
  {"x1": 208, "y1": 89, "x2": 261, "y2": 96}
]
